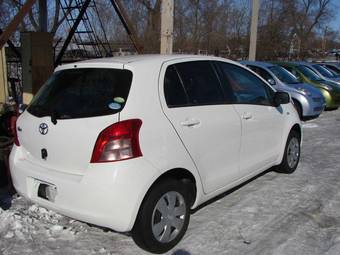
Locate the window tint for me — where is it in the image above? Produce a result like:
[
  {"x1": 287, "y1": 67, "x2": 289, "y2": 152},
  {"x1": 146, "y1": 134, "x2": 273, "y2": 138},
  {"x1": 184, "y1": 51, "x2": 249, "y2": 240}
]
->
[
  {"x1": 28, "y1": 68, "x2": 132, "y2": 119},
  {"x1": 175, "y1": 61, "x2": 225, "y2": 105},
  {"x1": 247, "y1": 65, "x2": 274, "y2": 83},
  {"x1": 164, "y1": 66, "x2": 188, "y2": 107},
  {"x1": 218, "y1": 63, "x2": 273, "y2": 105},
  {"x1": 281, "y1": 66, "x2": 301, "y2": 79}
]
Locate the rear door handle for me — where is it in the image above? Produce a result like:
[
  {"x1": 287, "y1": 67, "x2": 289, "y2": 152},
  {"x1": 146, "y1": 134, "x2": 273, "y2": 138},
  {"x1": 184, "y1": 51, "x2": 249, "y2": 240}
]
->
[
  {"x1": 242, "y1": 112, "x2": 253, "y2": 120},
  {"x1": 180, "y1": 119, "x2": 201, "y2": 127}
]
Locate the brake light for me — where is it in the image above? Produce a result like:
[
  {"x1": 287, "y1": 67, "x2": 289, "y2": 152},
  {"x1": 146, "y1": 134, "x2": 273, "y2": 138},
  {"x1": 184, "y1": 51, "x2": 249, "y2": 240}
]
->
[
  {"x1": 13, "y1": 116, "x2": 20, "y2": 146},
  {"x1": 90, "y1": 119, "x2": 142, "y2": 163}
]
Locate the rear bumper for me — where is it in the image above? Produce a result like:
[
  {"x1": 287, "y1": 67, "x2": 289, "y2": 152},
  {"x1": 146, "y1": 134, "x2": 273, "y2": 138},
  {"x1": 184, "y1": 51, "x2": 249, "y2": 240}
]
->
[{"x1": 9, "y1": 146, "x2": 159, "y2": 232}]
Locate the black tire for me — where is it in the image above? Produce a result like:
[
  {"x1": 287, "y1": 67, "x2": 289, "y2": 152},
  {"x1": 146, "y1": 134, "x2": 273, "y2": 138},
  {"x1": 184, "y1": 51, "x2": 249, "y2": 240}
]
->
[
  {"x1": 293, "y1": 100, "x2": 302, "y2": 120},
  {"x1": 132, "y1": 179, "x2": 191, "y2": 254},
  {"x1": 276, "y1": 130, "x2": 301, "y2": 174}
]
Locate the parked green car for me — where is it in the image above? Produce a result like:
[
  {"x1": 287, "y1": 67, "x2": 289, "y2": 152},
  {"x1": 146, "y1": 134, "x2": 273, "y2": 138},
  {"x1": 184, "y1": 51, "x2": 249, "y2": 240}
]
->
[{"x1": 274, "y1": 62, "x2": 340, "y2": 110}]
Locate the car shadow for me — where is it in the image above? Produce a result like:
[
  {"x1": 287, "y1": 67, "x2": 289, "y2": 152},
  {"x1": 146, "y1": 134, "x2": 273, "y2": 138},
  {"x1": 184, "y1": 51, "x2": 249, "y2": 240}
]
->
[
  {"x1": 0, "y1": 187, "x2": 13, "y2": 210},
  {"x1": 172, "y1": 249, "x2": 191, "y2": 255}
]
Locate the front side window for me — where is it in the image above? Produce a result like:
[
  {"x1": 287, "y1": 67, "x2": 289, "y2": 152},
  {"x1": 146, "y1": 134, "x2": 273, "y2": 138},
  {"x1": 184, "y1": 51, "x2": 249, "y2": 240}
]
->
[
  {"x1": 28, "y1": 68, "x2": 132, "y2": 119},
  {"x1": 218, "y1": 63, "x2": 273, "y2": 106},
  {"x1": 174, "y1": 61, "x2": 225, "y2": 105},
  {"x1": 247, "y1": 65, "x2": 274, "y2": 84}
]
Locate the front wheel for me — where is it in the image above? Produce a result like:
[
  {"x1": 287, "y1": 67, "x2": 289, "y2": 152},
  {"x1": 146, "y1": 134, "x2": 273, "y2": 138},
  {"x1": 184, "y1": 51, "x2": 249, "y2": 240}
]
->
[
  {"x1": 276, "y1": 130, "x2": 301, "y2": 174},
  {"x1": 132, "y1": 179, "x2": 191, "y2": 254}
]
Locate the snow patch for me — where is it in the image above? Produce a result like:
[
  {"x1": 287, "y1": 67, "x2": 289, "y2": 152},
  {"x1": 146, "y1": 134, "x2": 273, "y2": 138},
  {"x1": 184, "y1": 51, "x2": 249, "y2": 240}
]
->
[{"x1": 303, "y1": 123, "x2": 319, "y2": 128}]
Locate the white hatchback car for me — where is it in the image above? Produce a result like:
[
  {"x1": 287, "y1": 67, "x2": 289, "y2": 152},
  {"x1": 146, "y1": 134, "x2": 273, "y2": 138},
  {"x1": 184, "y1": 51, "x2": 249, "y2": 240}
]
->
[{"x1": 10, "y1": 55, "x2": 302, "y2": 253}]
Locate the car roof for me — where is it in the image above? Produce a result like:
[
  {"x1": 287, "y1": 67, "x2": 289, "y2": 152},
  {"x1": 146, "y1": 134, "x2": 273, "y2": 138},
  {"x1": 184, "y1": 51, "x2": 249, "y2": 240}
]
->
[
  {"x1": 275, "y1": 62, "x2": 302, "y2": 67},
  {"x1": 240, "y1": 60, "x2": 275, "y2": 68},
  {"x1": 56, "y1": 54, "x2": 236, "y2": 70}
]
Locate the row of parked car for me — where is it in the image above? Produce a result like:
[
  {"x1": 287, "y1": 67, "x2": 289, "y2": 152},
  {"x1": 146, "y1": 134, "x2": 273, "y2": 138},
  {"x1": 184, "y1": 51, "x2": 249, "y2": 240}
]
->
[{"x1": 240, "y1": 61, "x2": 340, "y2": 120}]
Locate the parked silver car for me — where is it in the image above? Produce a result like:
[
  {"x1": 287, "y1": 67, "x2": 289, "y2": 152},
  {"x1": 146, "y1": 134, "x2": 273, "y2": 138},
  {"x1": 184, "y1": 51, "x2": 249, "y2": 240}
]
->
[{"x1": 240, "y1": 61, "x2": 325, "y2": 120}]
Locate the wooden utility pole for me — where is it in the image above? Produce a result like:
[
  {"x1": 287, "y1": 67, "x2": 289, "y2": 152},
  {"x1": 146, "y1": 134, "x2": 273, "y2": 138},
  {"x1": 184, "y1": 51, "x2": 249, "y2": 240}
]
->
[
  {"x1": 39, "y1": 0, "x2": 48, "y2": 32},
  {"x1": 0, "y1": 47, "x2": 8, "y2": 103},
  {"x1": 249, "y1": 0, "x2": 259, "y2": 61},
  {"x1": 160, "y1": 0, "x2": 174, "y2": 54}
]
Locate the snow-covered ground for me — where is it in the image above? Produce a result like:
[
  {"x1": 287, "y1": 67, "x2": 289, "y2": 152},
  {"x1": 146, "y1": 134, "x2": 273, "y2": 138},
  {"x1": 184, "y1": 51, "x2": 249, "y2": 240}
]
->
[{"x1": 1, "y1": 110, "x2": 340, "y2": 255}]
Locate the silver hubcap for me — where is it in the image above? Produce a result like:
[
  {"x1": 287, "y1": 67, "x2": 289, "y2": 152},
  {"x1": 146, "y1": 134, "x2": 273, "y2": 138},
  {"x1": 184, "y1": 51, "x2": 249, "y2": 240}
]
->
[
  {"x1": 287, "y1": 137, "x2": 300, "y2": 168},
  {"x1": 151, "y1": 191, "x2": 186, "y2": 243}
]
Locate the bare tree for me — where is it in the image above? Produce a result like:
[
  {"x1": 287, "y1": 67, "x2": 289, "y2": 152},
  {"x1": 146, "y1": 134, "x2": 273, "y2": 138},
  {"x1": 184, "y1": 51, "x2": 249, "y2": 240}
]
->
[{"x1": 1, "y1": 0, "x2": 74, "y2": 36}]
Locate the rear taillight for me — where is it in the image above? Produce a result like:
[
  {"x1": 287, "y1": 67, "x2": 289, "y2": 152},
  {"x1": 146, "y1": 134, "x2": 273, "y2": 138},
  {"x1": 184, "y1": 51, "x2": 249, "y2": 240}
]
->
[
  {"x1": 13, "y1": 116, "x2": 20, "y2": 146},
  {"x1": 90, "y1": 119, "x2": 142, "y2": 163}
]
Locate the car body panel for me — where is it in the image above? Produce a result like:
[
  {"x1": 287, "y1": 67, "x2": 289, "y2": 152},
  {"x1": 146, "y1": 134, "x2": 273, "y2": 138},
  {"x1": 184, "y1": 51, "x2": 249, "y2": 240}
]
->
[{"x1": 10, "y1": 55, "x2": 302, "y2": 234}]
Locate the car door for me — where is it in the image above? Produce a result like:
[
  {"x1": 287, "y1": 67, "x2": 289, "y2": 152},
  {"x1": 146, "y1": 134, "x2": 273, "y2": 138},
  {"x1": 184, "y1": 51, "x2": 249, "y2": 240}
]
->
[
  {"x1": 160, "y1": 60, "x2": 242, "y2": 194},
  {"x1": 216, "y1": 62, "x2": 285, "y2": 176}
]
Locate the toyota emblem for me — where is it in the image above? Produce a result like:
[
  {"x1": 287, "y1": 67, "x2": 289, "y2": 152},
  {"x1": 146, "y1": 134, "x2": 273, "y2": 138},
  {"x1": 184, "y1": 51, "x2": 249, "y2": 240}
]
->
[{"x1": 39, "y1": 123, "x2": 48, "y2": 135}]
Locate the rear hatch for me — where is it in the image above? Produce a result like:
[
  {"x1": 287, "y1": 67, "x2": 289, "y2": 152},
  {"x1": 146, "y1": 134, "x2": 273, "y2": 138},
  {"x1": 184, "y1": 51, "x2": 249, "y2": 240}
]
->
[{"x1": 17, "y1": 66, "x2": 133, "y2": 175}]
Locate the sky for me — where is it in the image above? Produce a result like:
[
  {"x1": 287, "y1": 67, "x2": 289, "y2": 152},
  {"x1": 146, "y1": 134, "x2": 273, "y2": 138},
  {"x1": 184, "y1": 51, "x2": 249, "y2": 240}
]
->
[{"x1": 330, "y1": 1, "x2": 340, "y2": 31}]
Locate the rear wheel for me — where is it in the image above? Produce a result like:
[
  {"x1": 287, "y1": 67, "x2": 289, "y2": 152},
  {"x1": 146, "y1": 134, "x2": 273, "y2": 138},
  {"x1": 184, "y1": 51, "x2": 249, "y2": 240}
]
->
[
  {"x1": 132, "y1": 179, "x2": 191, "y2": 254},
  {"x1": 276, "y1": 130, "x2": 301, "y2": 174}
]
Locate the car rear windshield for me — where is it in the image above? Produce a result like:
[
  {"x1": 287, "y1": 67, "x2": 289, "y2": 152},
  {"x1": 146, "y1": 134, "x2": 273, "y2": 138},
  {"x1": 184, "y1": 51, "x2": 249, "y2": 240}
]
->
[{"x1": 28, "y1": 68, "x2": 133, "y2": 119}]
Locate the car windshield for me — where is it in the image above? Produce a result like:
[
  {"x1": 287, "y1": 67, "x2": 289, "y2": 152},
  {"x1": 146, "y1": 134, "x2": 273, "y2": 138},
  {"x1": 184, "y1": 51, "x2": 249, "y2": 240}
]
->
[
  {"x1": 312, "y1": 64, "x2": 337, "y2": 78},
  {"x1": 28, "y1": 68, "x2": 133, "y2": 119},
  {"x1": 268, "y1": 65, "x2": 299, "y2": 84},
  {"x1": 296, "y1": 65, "x2": 323, "y2": 82}
]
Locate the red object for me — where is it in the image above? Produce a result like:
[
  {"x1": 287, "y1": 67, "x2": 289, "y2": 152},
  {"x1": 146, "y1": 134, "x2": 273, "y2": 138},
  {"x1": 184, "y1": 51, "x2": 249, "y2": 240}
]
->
[
  {"x1": 12, "y1": 116, "x2": 20, "y2": 146},
  {"x1": 91, "y1": 119, "x2": 142, "y2": 163}
]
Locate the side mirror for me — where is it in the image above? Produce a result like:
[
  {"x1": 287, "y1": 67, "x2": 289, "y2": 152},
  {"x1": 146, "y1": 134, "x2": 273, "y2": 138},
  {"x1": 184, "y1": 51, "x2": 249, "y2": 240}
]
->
[
  {"x1": 267, "y1": 78, "x2": 276, "y2": 86},
  {"x1": 273, "y1": 91, "x2": 290, "y2": 107}
]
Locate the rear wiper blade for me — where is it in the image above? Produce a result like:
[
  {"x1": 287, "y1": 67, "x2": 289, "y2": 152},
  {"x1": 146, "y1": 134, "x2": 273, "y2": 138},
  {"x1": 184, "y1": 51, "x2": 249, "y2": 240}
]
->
[{"x1": 51, "y1": 110, "x2": 59, "y2": 125}]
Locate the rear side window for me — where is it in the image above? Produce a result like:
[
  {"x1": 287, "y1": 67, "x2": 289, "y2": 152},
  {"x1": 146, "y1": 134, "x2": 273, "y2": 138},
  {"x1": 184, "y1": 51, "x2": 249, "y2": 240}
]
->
[
  {"x1": 218, "y1": 63, "x2": 273, "y2": 106},
  {"x1": 28, "y1": 68, "x2": 132, "y2": 119},
  {"x1": 175, "y1": 61, "x2": 225, "y2": 105},
  {"x1": 164, "y1": 66, "x2": 189, "y2": 107}
]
